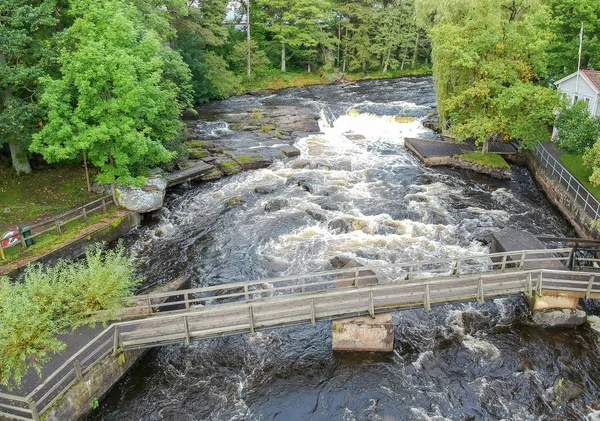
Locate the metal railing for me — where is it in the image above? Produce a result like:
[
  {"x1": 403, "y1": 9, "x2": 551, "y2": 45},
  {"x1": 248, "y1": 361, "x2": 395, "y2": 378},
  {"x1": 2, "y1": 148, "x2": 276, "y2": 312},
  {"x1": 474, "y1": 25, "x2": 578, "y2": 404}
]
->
[
  {"x1": 0, "y1": 248, "x2": 577, "y2": 421},
  {"x1": 533, "y1": 144, "x2": 600, "y2": 220},
  {"x1": 1, "y1": 196, "x2": 114, "y2": 260}
]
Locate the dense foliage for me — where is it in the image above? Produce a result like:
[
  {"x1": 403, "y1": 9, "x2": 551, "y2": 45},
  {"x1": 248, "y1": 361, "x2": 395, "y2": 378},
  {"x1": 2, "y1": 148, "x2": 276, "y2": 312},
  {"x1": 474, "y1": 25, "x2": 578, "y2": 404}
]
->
[
  {"x1": 0, "y1": 243, "x2": 140, "y2": 387},
  {"x1": 554, "y1": 101, "x2": 600, "y2": 154},
  {"x1": 2, "y1": 0, "x2": 431, "y2": 183},
  {"x1": 417, "y1": 0, "x2": 562, "y2": 150}
]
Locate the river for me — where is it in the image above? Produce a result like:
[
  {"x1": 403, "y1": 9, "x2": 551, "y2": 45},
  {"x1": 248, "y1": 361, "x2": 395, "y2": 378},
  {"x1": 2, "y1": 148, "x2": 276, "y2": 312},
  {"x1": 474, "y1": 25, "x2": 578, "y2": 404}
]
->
[{"x1": 89, "y1": 77, "x2": 600, "y2": 420}]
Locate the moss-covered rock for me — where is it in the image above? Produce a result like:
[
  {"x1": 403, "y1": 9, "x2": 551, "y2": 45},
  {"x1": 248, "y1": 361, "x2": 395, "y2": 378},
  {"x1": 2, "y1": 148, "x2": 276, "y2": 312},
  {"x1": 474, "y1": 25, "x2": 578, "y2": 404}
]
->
[{"x1": 225, "y1": 196, "x2": 245, "y2": 209}]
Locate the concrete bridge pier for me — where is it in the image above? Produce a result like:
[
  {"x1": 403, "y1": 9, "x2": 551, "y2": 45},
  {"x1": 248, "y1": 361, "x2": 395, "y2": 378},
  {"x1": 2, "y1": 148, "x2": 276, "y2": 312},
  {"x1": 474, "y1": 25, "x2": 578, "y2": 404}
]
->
[
  {"x1": 492, "y1": 228, "x2": 588, "y2": 327},
  {"x1": 330, "y1": 258, "x2": 394, "y2": 352}
]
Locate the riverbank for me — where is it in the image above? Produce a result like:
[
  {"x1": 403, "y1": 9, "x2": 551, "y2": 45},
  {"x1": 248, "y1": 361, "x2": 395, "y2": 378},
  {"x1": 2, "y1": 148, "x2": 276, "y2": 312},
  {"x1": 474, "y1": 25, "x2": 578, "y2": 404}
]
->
[{"x1": 240, "y1": 67, "x2": 432, "y2": 93}]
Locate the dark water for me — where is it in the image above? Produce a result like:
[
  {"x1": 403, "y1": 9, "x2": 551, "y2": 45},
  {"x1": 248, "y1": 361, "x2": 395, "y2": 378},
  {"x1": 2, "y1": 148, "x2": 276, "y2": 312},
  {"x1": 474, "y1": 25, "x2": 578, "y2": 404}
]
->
[{"x1": 89, "y1": 77, "x2": 600, "y2": 420}]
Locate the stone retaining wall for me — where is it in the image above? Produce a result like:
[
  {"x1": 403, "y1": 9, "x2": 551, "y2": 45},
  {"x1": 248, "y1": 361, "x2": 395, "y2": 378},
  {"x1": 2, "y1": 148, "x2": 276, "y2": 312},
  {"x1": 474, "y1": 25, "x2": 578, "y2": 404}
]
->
[{"x1": 524, "y1": 151, "x2": 598, "y2": 239}]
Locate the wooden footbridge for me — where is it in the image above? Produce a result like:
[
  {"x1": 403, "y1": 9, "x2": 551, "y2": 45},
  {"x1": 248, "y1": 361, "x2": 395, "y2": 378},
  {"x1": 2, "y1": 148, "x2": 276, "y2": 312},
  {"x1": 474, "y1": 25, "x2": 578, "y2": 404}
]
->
[{"x1": 3, "y1": 247, "x2": 600, "y2": 420}]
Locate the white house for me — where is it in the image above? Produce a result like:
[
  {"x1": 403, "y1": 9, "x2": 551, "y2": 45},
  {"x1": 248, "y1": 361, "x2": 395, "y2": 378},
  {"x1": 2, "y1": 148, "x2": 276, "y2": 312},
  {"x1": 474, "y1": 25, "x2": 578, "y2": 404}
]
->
[{"x1": 555, "y1": 69, "x2": 600, "y2": 117}]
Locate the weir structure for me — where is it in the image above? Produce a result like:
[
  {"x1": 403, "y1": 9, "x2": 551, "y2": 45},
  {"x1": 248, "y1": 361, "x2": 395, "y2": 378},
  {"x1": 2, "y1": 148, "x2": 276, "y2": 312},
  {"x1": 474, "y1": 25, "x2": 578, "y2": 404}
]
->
[{"x1": 1, "y1": 248, "x2": 599, "y2": 421}]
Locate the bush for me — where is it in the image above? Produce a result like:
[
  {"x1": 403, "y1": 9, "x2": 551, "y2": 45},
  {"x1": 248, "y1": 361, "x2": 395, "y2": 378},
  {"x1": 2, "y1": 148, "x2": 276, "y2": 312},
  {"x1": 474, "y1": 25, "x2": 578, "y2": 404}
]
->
[
  {"x1": 0, "y1": 242, "x2": 141, "y2": 387},
  {"x1": 555, "y1": 100, "x2": 600, "y2": 154}
]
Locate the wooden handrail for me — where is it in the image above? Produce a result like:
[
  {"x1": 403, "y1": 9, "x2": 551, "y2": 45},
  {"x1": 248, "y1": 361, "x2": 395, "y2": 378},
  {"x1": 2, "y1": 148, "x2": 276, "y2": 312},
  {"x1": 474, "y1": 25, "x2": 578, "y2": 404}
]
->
[{"x1": 0, "y1": 253, "x2": 589, "y2": 421}]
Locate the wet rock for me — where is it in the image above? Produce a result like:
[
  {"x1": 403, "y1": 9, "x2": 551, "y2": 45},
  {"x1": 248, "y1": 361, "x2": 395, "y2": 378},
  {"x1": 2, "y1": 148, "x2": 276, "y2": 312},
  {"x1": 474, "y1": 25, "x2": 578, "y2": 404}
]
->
[
  {"x1": 187, "y1": 140, "x2": 215, "y2": 149},
  {"x1": 264, "y1": 199, "x2": 288, "y2": 212},
  {"x1": 330, "y1": 256, "x2": 353, "y2": 269},
  {"x1": 214, "y1": 157, "x2": 242, "y2": 175},
  {"x1": 316, "y1": 198, "x2": 341, "y2": 211},
  {"x1": 531, "y1": 309, "x2": 587, "y2": 328},
  {"x1": 229, "y1": 154, "x2": 272, "y2": 171},
  {"x1": 286, "y1": 177, "x2": 314, "y2": 193},
  {"x1": 306, "y1": 209, "x2": 327, "y2": 222},
  {"x1": 225, "y1": 196, "x2": 245, "y2": 209},
  {"x1": 565, "y1": 384, "x2": 583, "y2": 400},
  {"x1": 289, "y1": 159, "x2": 312, "y2": 169},
  {"x1": 279, "y1": 145, "x2": 301, "y2": 158},
  {"x1": 344, "y1": 133, "x2": 366, "y2": 141},
  {"x1": 255, "y1": 185, "x2": 279, "y2": 195},
  {"x1": 117, "y1": 176, "x2": 167, "y2": 213},
  {"x1": 200, "y1": 167, "x2": 222, "y2": 181},
  {"x1": 328, "y1": 219, "x2": 353, "y2": 234}
]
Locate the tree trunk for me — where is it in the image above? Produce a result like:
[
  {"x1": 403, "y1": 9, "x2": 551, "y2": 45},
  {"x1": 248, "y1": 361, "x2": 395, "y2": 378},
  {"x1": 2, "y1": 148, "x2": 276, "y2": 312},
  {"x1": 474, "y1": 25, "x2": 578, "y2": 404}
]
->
[
  {"x1": 1, "y1": 53, "x2": 32, "y2": 175},
  {"x1": 337, "y1": 23, "x2": 341, "y2": 66},
  {"x1": 246, "y1": 0, "x2": 251, "y2": 79},
  {"x1": 383, "y1": 47, "x2": 391, "y2": 73},
  {"x1": 9, "y1": 142, "x2": 32, "y2": 175},
  {"x1": 412, "y1": 31, "x2": 420, "y2": 68},
  {"x1": 308, "y1": 63, "x2": 311, "y2": 73},
  {"x1": 281, "y1": 43, "x2": 286, "y2": 72},
  {"x1": 109, "y1": 154, "x2": 118, "y2": 205},
  {"x1": 83, "y1": 151, "x2": 91, "y2": 193},
  {"x1": 401, "y1": 43, "x2": 409, "y2": 70},
  {"x1": 481, "y1": 140, "x2": 489, "y2": 154},
  {"x1": 342, "y1": 27, "x2": 348, "y2": 73}
]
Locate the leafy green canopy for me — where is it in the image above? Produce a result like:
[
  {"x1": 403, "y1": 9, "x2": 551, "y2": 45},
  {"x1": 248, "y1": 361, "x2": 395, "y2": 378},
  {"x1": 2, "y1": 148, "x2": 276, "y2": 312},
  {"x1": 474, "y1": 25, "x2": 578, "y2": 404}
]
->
[
  {"x1": 30, "y1": 0, "x2": 192, "y2": 186},
  {"x1": 0, "y1": 243, "x2": 141, "y2": 388},
  {"x1": 546, "y1": 0, "x2": 600, "y2": 81},
  {"x1": 0, "y1": 0, "x2": 58, "y2": 172},
  {"x1": 419, "y1": 0, "x2": 561, "y2": 148},
  {"x1": 555, "y1": 100, "x2": 600, "y2": 154}
]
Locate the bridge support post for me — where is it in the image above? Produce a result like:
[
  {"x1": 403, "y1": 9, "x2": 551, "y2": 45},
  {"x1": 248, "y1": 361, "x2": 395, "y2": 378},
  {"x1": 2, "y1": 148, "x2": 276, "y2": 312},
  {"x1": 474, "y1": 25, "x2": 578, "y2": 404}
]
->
[{"x1": 248, "y1": 306, "x2": 256, "y2": 336}]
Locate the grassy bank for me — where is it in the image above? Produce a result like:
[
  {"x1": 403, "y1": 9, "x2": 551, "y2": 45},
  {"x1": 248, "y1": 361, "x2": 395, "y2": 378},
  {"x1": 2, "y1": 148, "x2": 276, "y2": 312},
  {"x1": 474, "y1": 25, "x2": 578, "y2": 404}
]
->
[
  {"x1": 0, "y1": 164, "x2": 100, "y2": 232},
  {"x1": 242, "y1": 66, "x2": 432, "y2": 92},
  {"x1": 456, "y1": 152, "x2": 510, "y2": 169},
  {"x1": 559, "y1": 153, "x2": 600, "y2": 201},
  {"x1": 0, "y1": 205, "x2": 121, "y2": 266}
]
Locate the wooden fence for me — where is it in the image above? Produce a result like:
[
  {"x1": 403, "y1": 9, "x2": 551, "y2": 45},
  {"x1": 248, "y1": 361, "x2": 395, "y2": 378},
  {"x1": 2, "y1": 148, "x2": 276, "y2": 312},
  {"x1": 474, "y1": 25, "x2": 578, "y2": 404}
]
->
[
  {"x1": 0, "y1": 196, "x2": 114, "y2": 260},
  {"x1": 0, "y1": 248, "x2": 577, "y2": 420}
]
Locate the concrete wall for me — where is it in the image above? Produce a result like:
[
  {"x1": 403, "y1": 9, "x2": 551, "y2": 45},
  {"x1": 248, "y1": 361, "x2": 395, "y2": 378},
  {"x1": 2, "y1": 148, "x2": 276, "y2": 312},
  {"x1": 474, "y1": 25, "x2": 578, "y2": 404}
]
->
[
  {"x1": 44, "y1": 348, "x2": 147, "y2": 421},
  {"x1": 525, "y1": 151, "x2": 598, "y2": 239}
]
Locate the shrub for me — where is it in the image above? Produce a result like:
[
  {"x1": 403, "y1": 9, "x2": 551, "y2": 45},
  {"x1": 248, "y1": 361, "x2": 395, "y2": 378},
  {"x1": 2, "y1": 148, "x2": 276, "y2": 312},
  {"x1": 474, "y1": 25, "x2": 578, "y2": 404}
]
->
[
  {"x1": 554, "y1": 100, "x2": 600, "y2": 154},
  {"x1": 0, "y1": 242, "x2": 141, "y2": 387}
]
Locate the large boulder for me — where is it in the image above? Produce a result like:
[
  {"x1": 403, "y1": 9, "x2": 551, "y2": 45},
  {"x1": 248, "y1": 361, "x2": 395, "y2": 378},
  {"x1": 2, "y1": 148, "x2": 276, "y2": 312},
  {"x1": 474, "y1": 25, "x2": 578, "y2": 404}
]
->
[
  {"x1": 531, "y1": 309, "x2": 587, "y2": 328},
  {"x1": 117, "y1": 176, "x2": 167, "y2": 213}
]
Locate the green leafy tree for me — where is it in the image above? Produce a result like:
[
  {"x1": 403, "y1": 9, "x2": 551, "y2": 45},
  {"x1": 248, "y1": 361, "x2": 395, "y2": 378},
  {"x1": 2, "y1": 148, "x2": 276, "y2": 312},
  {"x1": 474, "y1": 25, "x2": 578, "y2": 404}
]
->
[
  {"x1": 0, "y1": 243, "x2": 140, "y2": 388},
  {"x1": 418, "y1": 0, "x2": 560, "y2": 149},
  {"x1": 546, "y1": 0, "x2": 600, "y2": 81},
  {"x1": 255, "y1": 0, "x2": 335, "y2": 72},
  {"x1": 30, "y1": 0, "x2": 190, "y2": 194},
  {"x1": 555, "y1": 100, "x2": 600, "y2": 154},
  {"x1": 0, "y1": 0, "x2": 58, "y2": 174},
  {"x1": 174, "y1": 0, "x2": 240, "y2": 102}
]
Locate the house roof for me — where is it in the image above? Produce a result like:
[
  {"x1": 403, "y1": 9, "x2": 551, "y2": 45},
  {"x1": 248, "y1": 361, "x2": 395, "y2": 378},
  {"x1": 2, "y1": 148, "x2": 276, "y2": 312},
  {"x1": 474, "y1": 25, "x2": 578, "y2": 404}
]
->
[
  {"x1": 555, "y1": 69, "x2": 600, "y2": 94},
  {"x1": 581, "y1": 70, "x2": 600, "y2": 94}
]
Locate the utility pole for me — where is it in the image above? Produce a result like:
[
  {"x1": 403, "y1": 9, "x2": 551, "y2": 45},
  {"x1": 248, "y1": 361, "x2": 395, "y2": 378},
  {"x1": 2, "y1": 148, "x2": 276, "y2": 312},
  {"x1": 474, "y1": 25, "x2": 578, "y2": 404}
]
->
[{"x1": 246, "y1": 0, "x2": 252, "y2": 79}]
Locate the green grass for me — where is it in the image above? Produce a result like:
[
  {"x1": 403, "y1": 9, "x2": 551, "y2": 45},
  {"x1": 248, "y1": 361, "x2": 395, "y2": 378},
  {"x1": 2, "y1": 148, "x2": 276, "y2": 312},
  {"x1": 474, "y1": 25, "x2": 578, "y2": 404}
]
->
[
  {"x1": 0, "y1": 164, "x2": 101, "y2": 231},
  {"x1": 241, "y1": 66, "x2": 433, "y2": 93},
  {"x1": 0, "y1": 205, "x2": 119, "y2": 265},
  {"x1": 456, "y1": 152, "x2": 510, "y2": 169},
  {"x1": 559, "y1": 153, "x2": 600, "y2": 201}
]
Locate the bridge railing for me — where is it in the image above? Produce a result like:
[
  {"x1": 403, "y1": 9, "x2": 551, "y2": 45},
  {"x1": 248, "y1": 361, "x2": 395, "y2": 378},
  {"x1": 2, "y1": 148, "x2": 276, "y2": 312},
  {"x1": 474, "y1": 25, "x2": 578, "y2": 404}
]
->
[
  {"x1": 0, "y1": 248, "x2": 575, "y2": 421},
  {"x1": 112, "y1": 267, "x2": 600, "y2": 350},
  {"x1": 120, "y1": 248, "x2": 572, "y2": 315},
  {"x1": 534, "y1": 144, "x2": 600, "y2": 220}
]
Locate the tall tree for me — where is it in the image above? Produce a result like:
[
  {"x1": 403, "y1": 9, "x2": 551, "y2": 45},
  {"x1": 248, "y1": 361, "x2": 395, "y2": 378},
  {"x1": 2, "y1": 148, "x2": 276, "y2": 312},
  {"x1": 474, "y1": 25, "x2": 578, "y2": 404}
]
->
[
  {"x1": 417, "y1": 0, "x2": 560, "y2": 149},
  {"x1": 30, "y1": 0, "x2": 191, "y2": 195},
  {"x1": 255, "y1": 0, "x2": 334, "y2": 72},
  {"x1": 0, "y1": 0, "x2": 58, "y2": 174},
  {"x1": 546, "y1": 0, "x2": 600, "y2": 81}
]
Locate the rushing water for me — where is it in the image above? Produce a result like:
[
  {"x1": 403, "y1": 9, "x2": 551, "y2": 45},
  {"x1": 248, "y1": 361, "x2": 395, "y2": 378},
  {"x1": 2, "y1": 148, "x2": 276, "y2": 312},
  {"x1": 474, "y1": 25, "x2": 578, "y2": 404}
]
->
[{"x1": 89, "y1": 77, "x2": 600, "y2": 420}]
